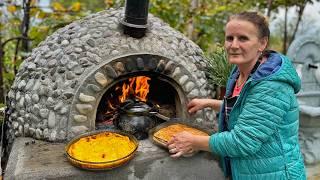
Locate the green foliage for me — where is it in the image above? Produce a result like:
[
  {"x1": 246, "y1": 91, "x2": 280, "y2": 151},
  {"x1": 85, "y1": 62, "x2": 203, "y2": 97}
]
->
[
  {"x1": 149, "y1": 0, "x2": 262, "y2": 53},
  {"x1": 205, "y1": 46, "x2": 233, "y2": 87},
  {"x1": 1, "y1": 0, "x2": 319, "y2": 103},
  {"x1": 269, "y1": 33, "x2": 284, "y2": 52}
]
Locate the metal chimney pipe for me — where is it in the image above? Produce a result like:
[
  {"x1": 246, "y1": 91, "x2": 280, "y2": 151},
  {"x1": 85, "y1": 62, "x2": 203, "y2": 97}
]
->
[{"x1": 120, "y1": 0, "x2": 149, "y2": 38}]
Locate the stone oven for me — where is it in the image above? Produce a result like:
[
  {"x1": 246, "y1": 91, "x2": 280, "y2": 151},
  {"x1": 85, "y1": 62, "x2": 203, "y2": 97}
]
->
[
  {"x1": 2, "y1": 2, "x2": 226, "y2": 179},
  {"x1": 4, "y1": 3, "x2": 215, "y2": 145}
]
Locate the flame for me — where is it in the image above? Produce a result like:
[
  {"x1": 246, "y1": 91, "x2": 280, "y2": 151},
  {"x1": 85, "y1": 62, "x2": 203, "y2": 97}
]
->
[{"x1": 119, "y1": 76, "x2": 150, "y2": 103}]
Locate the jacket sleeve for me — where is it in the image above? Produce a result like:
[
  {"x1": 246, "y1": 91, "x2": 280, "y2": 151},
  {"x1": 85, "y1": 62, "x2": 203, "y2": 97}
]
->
[{"x1": 209, "y1": 81, "x2": 292, "y2": 157}]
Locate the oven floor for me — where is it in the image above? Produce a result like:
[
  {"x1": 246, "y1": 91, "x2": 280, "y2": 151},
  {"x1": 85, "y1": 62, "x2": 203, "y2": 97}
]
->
[{"x1": 4, "y1": 137, "x2": 224, "y2": 180}]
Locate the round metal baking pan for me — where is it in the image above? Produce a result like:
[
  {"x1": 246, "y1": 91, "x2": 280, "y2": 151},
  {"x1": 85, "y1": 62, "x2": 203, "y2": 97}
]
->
[
  {"x1": 148, "y1": 120, "x2": 212, "y2": 149},
  {"x1": 65, "y1": 129, "x2": 138, "y2": 170}
]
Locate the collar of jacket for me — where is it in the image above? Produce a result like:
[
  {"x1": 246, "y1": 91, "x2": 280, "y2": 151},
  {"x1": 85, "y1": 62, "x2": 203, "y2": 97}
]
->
[{"x1": 225, "y1": 51, "x2": 282, "y2": 97}]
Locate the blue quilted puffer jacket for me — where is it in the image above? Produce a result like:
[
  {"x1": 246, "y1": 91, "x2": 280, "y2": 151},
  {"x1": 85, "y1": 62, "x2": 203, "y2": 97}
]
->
[{"x1": 209, "y1": 52, "x2": 306, "y2": 180}]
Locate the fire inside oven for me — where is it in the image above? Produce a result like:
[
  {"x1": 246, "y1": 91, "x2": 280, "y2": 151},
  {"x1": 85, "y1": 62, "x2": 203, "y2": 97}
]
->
[{"x1": 96, "y1": 75, "x2": 177, "y2": 139}]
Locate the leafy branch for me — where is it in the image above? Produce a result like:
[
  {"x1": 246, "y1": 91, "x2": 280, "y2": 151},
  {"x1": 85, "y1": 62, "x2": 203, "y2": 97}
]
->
[{"x1": 205, "y1": 47, "x2": 233, "y2": 87}]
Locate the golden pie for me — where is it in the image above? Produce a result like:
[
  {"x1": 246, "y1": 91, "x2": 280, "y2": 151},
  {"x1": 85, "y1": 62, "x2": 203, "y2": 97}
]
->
[
  {"x1": 153, "y1": 124, "x2": 208, "y2": 143},
  {"x1": 67, "y1": 132, "x2": 137, "y2": 163}
]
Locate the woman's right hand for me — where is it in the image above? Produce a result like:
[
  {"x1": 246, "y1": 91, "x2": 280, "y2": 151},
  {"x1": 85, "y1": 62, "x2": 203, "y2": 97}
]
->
[
  {"x1": 187, "y1": 98, "x2": 222, "y2": 114},
  {"x1": 187, "y1": 98, "x2": 209, "y2": 114}
]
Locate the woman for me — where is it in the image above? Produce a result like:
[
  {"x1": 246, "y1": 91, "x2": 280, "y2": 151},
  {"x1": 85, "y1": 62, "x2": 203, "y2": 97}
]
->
[{"x1": 167, "y1": 12, "x2": 306, "y2": 180}]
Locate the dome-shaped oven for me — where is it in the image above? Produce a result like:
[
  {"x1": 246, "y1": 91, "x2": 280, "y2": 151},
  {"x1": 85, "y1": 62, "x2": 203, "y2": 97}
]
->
[{"x1": 5, "y1": 8, "x2": 216, "y2": 143}]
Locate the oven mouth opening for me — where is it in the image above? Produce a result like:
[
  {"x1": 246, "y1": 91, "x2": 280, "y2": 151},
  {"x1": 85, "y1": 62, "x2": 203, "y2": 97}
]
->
[{"x1": 95, "y1": 72, "x2": 179, "y2": 139}]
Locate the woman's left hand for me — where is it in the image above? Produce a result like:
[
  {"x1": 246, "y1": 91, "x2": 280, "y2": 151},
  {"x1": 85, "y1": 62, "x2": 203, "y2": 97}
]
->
[{"x1": 167, "y1": 131, "x2": 195, "y2": 158}]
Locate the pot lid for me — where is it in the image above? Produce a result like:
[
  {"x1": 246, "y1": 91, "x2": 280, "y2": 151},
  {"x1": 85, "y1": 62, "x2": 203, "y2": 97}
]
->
[
  {"x1": 120, "y1": 100, "x2": 153, "y2": 114},
  {"x1": 126, "y1": 105, "x2": 150, "y2": 113}
]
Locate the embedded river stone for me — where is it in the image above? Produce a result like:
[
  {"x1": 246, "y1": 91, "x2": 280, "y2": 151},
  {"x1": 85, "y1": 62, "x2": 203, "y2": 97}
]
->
[
  {"x1": 79, "y1": 93, "x2": 96, "y2": 103},
  {"x1": 74, "y1": 115, "x2": 88, "y2": 123},
  {"x1": 94, "y1": 72, "x2": 108, "y2": 87}
]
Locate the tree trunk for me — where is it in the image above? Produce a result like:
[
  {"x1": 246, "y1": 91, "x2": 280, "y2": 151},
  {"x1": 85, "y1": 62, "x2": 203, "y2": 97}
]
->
[
  {"x1": 21, "y1": 0, "x2": 31, "y2": 53},
  {"x1": 13, "y1": 39, "x2": 21, "y2": 75},
  {"x1": 266, "y1": 0, "x2": 273, "y2": 17},
  {"x1": 282, "y1": 5, "x2": 288, "y2": 54},
  {"x1": 187, "y1": 0, "x2": 198, "y2": 41},
  {"x1": 0, "y1": 38, "x2": 5, "y2": 104},
  {"x1": 289, "y1": 2, "x2": 306, "y2": 45}
]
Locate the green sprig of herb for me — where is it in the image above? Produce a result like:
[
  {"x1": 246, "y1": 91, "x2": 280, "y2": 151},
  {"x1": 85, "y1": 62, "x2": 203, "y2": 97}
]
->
[{"x1": 205, "y1": 47, "x2": 233, "y2": 87}]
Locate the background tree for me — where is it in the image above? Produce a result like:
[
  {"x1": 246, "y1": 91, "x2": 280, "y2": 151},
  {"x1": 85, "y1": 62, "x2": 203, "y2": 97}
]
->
[{"x1": 262, "y1": 0, "x2": 318, "y2": 53}]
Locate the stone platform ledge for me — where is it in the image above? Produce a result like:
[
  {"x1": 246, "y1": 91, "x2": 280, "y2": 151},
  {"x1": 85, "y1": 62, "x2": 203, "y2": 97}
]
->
[
  {"x1": 4, "y1": 137, "x2": 224, "y2": 180},
  {"x1": 307, "y1": 164, "x2": 320, "y2": 180}
]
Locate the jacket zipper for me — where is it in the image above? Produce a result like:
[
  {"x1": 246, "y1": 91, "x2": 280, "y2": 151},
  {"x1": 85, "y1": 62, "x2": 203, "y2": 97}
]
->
[{"x1": 226, "y1": 78, "x2": 253, "y2": 125}]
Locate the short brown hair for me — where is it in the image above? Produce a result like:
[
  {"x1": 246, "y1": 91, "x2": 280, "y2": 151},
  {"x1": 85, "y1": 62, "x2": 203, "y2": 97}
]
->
[{"x1": 228, "y1": 11, "x2": 270, "y2": 40}]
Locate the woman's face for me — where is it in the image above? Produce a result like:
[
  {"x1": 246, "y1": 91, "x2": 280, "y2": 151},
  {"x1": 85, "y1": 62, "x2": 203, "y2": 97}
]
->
[{"x1": 224, "y1": 19, "x2": 267, "y2": 66}]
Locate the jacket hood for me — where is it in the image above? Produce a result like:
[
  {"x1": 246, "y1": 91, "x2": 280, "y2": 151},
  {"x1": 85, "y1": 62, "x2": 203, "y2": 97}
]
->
[{"x1": 251, "y1": 52, "x2": 301, "y2": 94}]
